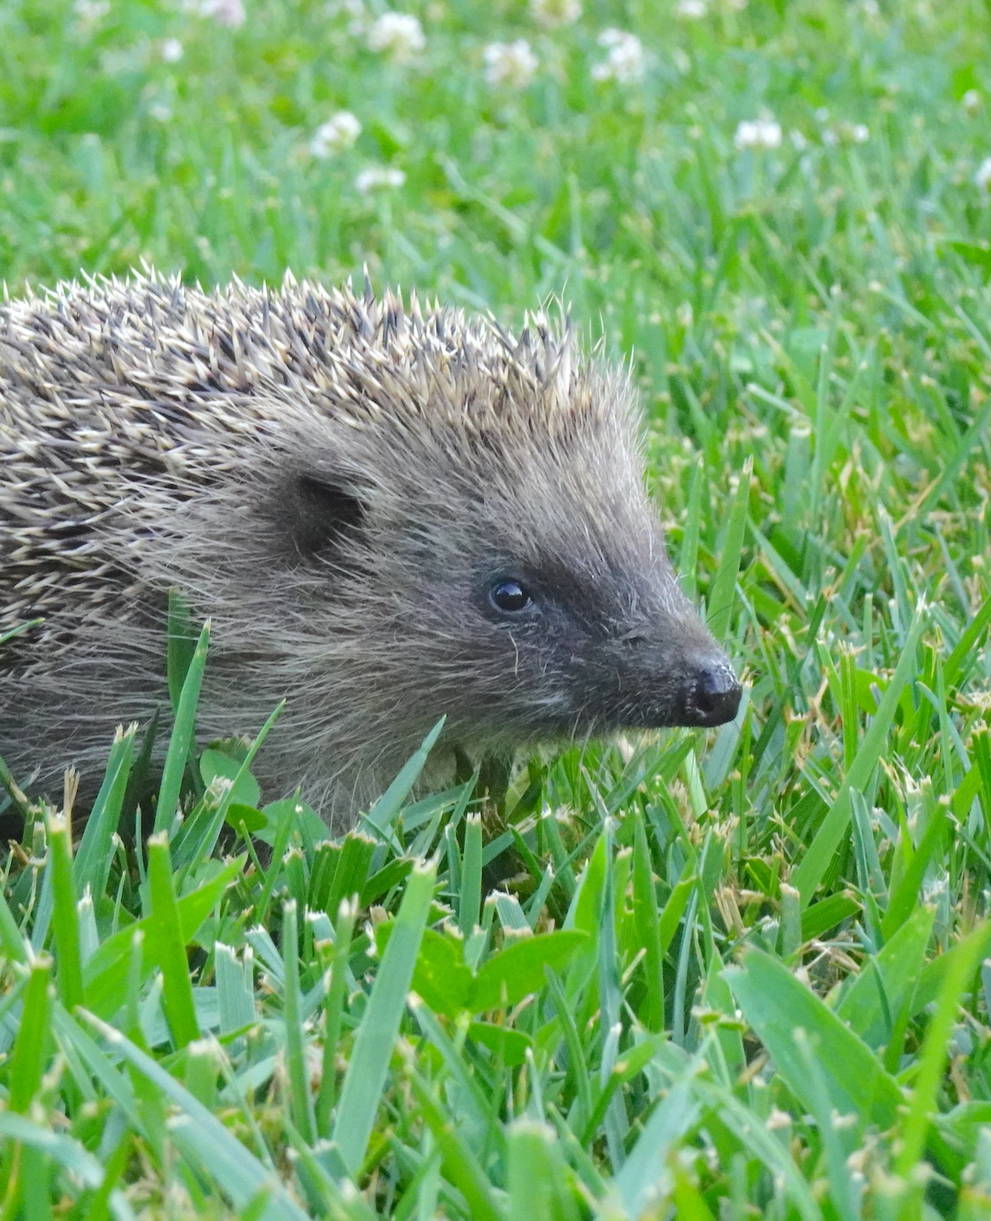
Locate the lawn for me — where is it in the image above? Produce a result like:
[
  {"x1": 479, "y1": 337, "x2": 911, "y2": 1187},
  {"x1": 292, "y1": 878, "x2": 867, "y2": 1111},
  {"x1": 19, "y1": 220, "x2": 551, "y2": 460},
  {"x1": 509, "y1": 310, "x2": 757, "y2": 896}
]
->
[{"x1": 2, "y1": 0, "x2": 991, "y2": 1216}]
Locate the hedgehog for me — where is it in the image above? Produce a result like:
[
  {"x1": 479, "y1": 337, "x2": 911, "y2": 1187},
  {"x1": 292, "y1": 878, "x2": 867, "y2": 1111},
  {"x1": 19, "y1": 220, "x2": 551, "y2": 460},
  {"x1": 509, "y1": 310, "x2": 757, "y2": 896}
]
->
[{"x1": 0, "y1": 271, "x2": 741, "y2": 830}]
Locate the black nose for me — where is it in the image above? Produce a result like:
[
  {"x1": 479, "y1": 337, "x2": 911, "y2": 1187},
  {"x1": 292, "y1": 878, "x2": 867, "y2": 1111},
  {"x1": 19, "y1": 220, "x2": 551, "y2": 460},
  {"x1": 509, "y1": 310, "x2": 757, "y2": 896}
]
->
[{"x1": 687, "y1": 662, "x2": 741, "y2": 727}]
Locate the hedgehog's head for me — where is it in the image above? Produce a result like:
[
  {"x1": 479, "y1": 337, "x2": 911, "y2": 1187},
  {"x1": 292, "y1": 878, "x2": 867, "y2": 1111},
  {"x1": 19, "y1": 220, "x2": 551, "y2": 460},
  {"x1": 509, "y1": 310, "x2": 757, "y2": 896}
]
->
[{"x1": 263, "y1": 308, "x2": 740, "y2": 757}]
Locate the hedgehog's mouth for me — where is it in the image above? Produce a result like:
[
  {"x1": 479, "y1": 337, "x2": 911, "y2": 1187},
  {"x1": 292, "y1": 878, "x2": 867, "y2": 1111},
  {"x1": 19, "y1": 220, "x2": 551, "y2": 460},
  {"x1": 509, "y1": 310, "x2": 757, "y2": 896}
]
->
[
  {"x1": 541, "y1": 660, "x2": 742, "y2": 739},
  {"x1": 479, "y1": 676, "x2": 741, "y2": 749},
  {"x1": 605, "y1": 670, "x2": 742, "y2": 732},
  {"x1": 579, "y1": 646, "x2": 742, "y2": 734}
]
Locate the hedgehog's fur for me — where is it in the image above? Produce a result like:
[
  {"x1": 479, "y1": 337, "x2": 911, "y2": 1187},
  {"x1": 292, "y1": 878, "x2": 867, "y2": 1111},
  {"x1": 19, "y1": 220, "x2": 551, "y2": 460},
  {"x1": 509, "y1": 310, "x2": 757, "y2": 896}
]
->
[{"x1": 0, "y1": 271, "x2": 739, "y2": 828}]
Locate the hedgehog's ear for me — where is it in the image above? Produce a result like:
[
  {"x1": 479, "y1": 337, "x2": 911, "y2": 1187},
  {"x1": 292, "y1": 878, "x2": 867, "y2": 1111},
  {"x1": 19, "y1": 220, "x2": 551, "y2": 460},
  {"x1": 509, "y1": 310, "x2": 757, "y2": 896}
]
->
[{"x1": 283, "y1": 473, "x2": 367, "y2": 562}]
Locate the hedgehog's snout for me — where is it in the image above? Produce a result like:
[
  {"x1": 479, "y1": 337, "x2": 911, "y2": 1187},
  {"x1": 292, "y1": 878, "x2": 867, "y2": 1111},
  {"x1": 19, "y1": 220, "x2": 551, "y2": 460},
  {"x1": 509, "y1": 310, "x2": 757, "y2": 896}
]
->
[
  {"x1": 597, "y1": 618, "x2": 741, "y2": 732},
  {"x1": 677, "y1": 652, "x2": 742, "y2": 727},
  {"x1": 628, "y1": 646, "x2": 741, "y2": 730}
]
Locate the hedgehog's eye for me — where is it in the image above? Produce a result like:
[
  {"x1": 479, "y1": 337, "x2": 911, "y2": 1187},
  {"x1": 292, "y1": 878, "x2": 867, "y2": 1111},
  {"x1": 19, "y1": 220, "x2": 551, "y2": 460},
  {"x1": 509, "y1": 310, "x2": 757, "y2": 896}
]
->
[{"x1": 489, "y1": 579, "x2": 533, "y2": 613}]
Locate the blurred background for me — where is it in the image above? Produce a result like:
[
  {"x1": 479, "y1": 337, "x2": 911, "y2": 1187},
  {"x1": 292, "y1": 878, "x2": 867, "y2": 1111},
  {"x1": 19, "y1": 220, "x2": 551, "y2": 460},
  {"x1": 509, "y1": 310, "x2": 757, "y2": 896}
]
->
[{"x1": 7, "y1": 1, "x2": 991, "y2": 355}]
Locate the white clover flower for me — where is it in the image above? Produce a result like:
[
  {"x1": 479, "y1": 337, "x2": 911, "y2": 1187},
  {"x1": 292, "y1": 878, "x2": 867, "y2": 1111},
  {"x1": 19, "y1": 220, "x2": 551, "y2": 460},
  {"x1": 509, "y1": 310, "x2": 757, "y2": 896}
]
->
[
  {"x1": 975, "y1": 157, "x2": 991, "y2": 192},
  {"x1": 820, "y1": 119, "x2": 869, "y2": 146},
  {"x1": 366, "y1": 12, "x2": 426, "y2": 60},
  {"x1": 74, "y1": 0, "x2": 109, "y2": 21},
  {"x1": 483, "y1": 39, "x2": 539, "y2": 89},
  {"x1": 198, "y1": 0, "x2": 246, "y2": 27},
  {"x1": 355, "y1": 165, "x2": 406, "y2": 194},
  {"x1": 205, "y1": 775, "x2": 235, "y2": 801},
  {"x1": 326, "y1": 0, "x2": 367, "y2": 35},
  {"x1": 921, "y1": 870, "x2": 950, "y2": 905},
  {"x1": 733, "y1": 117, "x2": 782, "y2": 149},
  {"x1": 160, "y1": 38, "x2": 184, "y2": 62},
  {"x1": 310, "y1": 111, "x2": 362, "y2": 157},
  {"x1": 592, "y1": 28, "x2": 645, "y2": 84},
  {"x1": 676, "y1": 0, "x2": 708, "y2": 16},
  {"x1": 529, "y1": 0, "x2": 581, "y2": 28},
  {"x1": 963, "y1": 89, "x2": 982, "y2": 115}
]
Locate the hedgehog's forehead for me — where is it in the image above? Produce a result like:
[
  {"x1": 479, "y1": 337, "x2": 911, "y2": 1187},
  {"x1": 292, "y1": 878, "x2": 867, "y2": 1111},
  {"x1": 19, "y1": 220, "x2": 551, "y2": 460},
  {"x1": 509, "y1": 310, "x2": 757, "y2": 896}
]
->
[
  {"x1": 372, "y1": 405, "x2": 661, "y2": 583},
  {"x1": 459, "y1": 473, "x2": 675, "y2": 623}
]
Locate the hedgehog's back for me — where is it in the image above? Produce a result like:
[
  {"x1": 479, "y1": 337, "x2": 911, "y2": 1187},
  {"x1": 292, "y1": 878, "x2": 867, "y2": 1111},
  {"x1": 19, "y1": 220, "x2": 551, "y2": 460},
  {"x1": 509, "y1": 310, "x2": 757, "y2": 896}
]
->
[{"x1": 1, "y1": 272, "x2": 355, "y2": 411}]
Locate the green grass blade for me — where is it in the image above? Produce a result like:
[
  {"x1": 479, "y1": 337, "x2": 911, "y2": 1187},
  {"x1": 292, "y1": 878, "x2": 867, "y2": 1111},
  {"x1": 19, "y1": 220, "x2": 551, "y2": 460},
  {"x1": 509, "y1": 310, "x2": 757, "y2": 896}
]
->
[
  {"x1": 0, "y1": 1113, "x2": 136, "y2": 1221},
  {"x1": 82, "y1": 1011, "x2": 309, "y2": 1221},
  {"x1": 215, "y1": 942, "x2": 257, "y2": 1036},
  {"x1": 405, "y1": 1060, "x2": 505, "y2": 1221},
  {"x1": 0, "y1": 885, "x2": 27, "y2": 965},
  {"x1": 47, "y1": 813, "x2": 84, "y2": 1011},
  {"x1": 726, "y1": 947, "x2": 902, "y2": 1127},
  {"x1": 166, "y1": 588, "x2": 199, "y2": 712},
  {"x1": 613, "y1": 1067, "x2": 701, "y2": 1213},
  {"x1": 895, "y1": 921, "x2": 991, "y2": 1181},
  {"x1": 7, "y1": 956, "x2": 53, "y2": 1113},
  {"x1": 507, "y1": 1118, "x2": 581, "y2": 1221},
  {"x1": 82, "y1": 858, "x2": 241, "y2": 1019},
  {"x1": 458, "y1": 812, "x2": 483, "y2": 935},
  {"x1": 706, "y1": 456, "x2": 750, "y2": 641},
  {"x1": 73, "y1": 726, "x2": 135, "y2": 900},
  {"x1": 281, "y1": 899, "x2": 317, "y2": 1144},
  {"x1": 154, "y1": 620, "x2": 210, "y2": 835},
  {"x1": 362, "y1": 718, "x2": 446, "y2": 838},
  {"x1": 146, "y1": 833, "x2": 200, "y2": 1048},
  {"x1": 315, "y1": 898, "x2": 357, "y2": 1134},
  {"x1": 332, "y1": 858, "x2": 437, "y2": 1175},
  {"x1": 792, "y1": 606, "x2": 927, "y2": 905},
  {"x1": 836, "y1": 904, "x2": 935, "y2": 1049}
]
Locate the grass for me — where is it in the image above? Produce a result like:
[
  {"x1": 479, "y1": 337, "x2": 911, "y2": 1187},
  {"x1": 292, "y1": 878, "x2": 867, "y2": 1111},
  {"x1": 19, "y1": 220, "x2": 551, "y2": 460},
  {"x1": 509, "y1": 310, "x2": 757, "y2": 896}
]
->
[{"x1": 2, "y1": 0, "x2": 991, "y2": 1215}]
